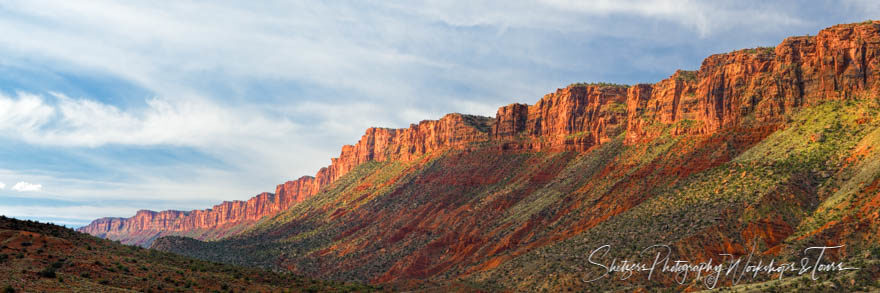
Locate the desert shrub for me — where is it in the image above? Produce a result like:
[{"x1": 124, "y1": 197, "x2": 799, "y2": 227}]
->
[
  {"x1": 569, "y1": 82, "x2": 629, "y2": 89},
  {"x1": 38, "y1": 267, "x2": 56, "y2": 278},
  {"x1": 743, "y1": 46, "x2": 775, "y2": 54}
]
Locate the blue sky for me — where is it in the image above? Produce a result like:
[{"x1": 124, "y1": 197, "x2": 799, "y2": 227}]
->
[{"x1": 0, "y1": 0, "x2": 876, "y2": 227}]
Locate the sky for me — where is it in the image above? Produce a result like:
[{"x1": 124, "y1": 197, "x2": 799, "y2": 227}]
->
[{"x1": 0, "y1": 0, "x2": 877, "y2": 227}]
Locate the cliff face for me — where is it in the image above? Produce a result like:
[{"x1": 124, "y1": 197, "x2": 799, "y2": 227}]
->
[
  {"x1": 76, "y1": 188, "x2": 311, "y2": 244},
  {"x1": 78, "y1": 113, "x2": 494, "y2": 246},
  {"x1": 493, "y1": 22, "x2": 880, "y2": 146},
  {"x1": 314, "y1": 113, "x2": 493, "y2": 187},
  {"x1": 492, "y1": 85, "x2": 629, "y2": 151},
  {"x1": 81, "y1": 21, "x2": 880, "y2": 247},
  {"x1": 626, "y1": 21, "x2": 880, "y2": 142}
]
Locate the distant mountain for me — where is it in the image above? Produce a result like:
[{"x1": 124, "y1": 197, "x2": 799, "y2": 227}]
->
[{"x1": 87, "y1": 21, "x2": 880, "y2": 291}]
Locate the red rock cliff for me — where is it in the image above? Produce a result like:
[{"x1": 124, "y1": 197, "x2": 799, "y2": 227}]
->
[
  {"x1": 80, "y1": 21, "x2": 880, "y2": 245},
  {"x1": 77, "y1": 176, "x2": 317, "y2": 243},
  {"x1": 314, "y1": 113, "x2": 493, "y2": 186},
  {"x1": 626, "y1": 21, "x2": 880, "y2": 143},
  {"x1": 78, "y1": 113, "x2": 493, "y2": 245},
  {"x1": 492, "y1": 85, "x2": 629, "y2": 151}
]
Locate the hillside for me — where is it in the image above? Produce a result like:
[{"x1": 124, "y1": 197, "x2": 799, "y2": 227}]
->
[
  {"x1": 0, "y1": 216, "x2": 375, "y2": 292},
  {"x1": 89, "y1": 21, "x2": 880, "y2": 291}
]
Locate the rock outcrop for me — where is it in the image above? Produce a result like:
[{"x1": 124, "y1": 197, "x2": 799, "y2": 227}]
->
[
  {"x1": 314, "y1": 113, "x2": 493, "y2": 187},
  {"x1": 492, "y1": 85, "x2": 629, "y2": 151},
  {"x1": 80, "y1": 21, "x2": 880, "y2": 246}
]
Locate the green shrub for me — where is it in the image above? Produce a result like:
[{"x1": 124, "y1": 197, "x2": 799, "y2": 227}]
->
[
  {"x1": 568, "y1": 82, "x2": 629, "y2": 89},
  {"x1": 743, "y1": 46, "x2": 775, "y2": 54},
  {"x1": 675, "y1": 70, "x2": 697, "y2": 82},
  {"x1": 38, "y1": 267, "x2": 56, "y2": 278}
]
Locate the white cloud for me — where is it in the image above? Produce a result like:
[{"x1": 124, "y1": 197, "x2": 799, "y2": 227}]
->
[
  {"x1": 0, "y1": 182, "x2": 5, "y2": 189},
  {"x1": 0, "y1": 92, "x2": 54, "y2": 133},
  {"x1": 0, "y1": 92, "x2": 298, "y2": 148},
  {"x1": 11, "y1": 181, "x2": 42, "y2": 192}
]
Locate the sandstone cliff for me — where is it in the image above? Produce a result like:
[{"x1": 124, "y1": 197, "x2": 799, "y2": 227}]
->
[
  {"x1": 78, "y1": 113, "x2": 494, "y2": 245},
  {"x1": 80, "y1": 21, "x2": 880, "y2": 246},
  {"x1": 492, "y1": 84, "x2": 629, "y2": 151},
  {"x1": 626, "y1": 21, "x2": 880, "y2": 142}
]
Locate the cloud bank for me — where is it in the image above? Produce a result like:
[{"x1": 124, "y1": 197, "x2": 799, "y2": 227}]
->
[{"x1": 0, "y1": 91, "x2": 297, "y2": 148}]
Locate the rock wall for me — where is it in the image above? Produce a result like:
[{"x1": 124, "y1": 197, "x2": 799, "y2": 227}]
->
[
  {"x1": 492, "y1": 85, "x2": 629, "y2": 151},
  {"x1": 315, "y1": 113, "x2": 493, "y2": 186},
  {"x1": 79, "y1": 21, "x2": 880, "y2": 245},
  {"x1": 77, "y1": 114, "x2": 493, "y2": 244},
  {"x1": 626, "y1": 21, "x2": 880, "y2": 143}
]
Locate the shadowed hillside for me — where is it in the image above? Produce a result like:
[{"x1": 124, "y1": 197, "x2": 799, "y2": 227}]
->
[{"x1": 0, "y1": 216, "x2": 375, "y2": 292}]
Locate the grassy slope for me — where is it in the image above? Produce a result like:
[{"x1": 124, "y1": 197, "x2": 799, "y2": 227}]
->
[
  {"x1": 152, "y1": 100, "x2": 880, "y2": 291},
  {"x1": 0, "y1": 216, "x2": 375, "y2": 292}
]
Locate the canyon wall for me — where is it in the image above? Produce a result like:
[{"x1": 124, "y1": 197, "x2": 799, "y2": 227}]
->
[
  {"x1": 492, "y1": 84, "x2": 629, "y2": 151},
  {"x1": 625, "y1": 21, "x2": 880, "y2": 142},
  {"x1": 313, "y1": 113, "x2": 493, "y2": 187},
  {"x1": 80, "y1": 21, "x2": 880, "y2": 246},
  {"x1": 78, "y1": 113, "x2": 494, "y2": 245}
]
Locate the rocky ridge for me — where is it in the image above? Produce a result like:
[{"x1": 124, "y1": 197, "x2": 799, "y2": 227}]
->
[{"x1": 79, "y1": 21, "x2": 880, "y2": 247}]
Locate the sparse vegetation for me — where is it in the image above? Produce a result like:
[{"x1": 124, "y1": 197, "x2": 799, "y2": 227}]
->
[
  {"x1": 568, "y1": 82, "x2": 629, "y2": 89},
  {"x1": 38, "y1": 266, "x2": 56, "y2": 278},
  {"x1": 675, "y1": 70, "x2": 698, "y2": 82},
  {"x1": 605, "y1": 102, "x2": 628, "y2": 115},
  {"x1": 743, "y1": 46, "x2": 775, "y2": 54},
  {"x1": 0, "y1": 216, "x2": 376, "y2": 292}
]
